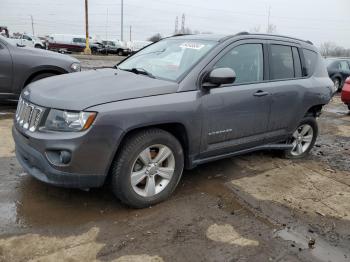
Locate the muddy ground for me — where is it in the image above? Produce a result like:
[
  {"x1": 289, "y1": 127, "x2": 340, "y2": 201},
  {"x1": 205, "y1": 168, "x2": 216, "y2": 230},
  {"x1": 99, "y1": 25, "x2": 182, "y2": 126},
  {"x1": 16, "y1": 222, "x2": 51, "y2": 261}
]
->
[{"x1": 0, "y1": 59, "x2": 349, "y2": 261}]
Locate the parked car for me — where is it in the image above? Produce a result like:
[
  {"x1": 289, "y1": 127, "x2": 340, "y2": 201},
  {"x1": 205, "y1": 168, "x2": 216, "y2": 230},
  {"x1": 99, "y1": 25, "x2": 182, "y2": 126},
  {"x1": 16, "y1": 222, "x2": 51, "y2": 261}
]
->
[
  {"x1": 9, "y1": 34, "x2": 46, "y2": 49},
  {"x1": 48, "y1": 34, "x2": 103, "y2": 54},
  {"x1": 13, "y1": 33, "x2": 333, "y2": 208},
  {"x1": 127, "y1": 40, "x2": 152, "y2": 54},
  {"x1": 101, "y1": 40, "x2": 130, "y2": 56},
  {"x1": 341, "y1": 77, "x2": 350, "y2": 110},
  {"x1": 0, "y1": 35, "x2": 80, "y2": 101},
  {"x1": 326, "y1": 57, "x2": 350, "y2": 91}
]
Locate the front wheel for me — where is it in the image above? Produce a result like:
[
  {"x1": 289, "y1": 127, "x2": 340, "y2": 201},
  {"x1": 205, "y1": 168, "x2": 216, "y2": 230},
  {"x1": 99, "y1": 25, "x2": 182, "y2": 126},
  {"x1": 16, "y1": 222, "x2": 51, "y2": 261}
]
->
[
  {"x1": 110, "y1": 128, "x2": 184, "y2": 208},
  {"x1": 284, "y1": 117, "x2": 318, "y2": 159}
]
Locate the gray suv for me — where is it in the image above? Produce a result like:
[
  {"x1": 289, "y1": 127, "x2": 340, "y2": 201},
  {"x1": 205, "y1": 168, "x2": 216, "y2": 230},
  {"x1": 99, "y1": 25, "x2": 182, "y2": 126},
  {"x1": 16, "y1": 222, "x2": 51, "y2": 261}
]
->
[{"x1": 13, "y1": 33, "x2": 334, "y2": 208}]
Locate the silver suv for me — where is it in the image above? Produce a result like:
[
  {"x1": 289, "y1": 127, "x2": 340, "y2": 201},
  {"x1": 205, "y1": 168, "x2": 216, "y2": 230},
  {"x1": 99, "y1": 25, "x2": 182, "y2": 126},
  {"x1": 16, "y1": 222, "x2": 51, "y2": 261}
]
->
[{"x1": 13, "y1": 33, "x2": 334, "y2": 208}]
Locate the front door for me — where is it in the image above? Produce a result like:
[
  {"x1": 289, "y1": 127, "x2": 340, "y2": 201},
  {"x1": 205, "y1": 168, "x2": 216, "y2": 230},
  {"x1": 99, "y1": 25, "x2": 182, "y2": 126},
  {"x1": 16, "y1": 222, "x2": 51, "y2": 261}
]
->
[{"x1": 200, "y1": 41, "x2": 272, "y2": 158}]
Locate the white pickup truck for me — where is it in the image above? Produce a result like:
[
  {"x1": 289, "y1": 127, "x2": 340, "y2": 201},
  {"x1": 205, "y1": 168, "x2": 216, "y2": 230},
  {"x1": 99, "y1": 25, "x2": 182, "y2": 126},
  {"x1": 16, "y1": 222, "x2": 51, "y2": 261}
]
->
[{"x1": 9, "y1": 34, "x2": 45, "y2": 49}]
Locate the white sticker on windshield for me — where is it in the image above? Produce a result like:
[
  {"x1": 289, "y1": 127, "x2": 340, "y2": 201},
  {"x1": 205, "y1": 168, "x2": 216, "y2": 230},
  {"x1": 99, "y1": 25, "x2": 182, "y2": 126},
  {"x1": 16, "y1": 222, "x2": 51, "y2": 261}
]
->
[{"x1": 180, "y1": 42, "x2": 205, "y2": 50}]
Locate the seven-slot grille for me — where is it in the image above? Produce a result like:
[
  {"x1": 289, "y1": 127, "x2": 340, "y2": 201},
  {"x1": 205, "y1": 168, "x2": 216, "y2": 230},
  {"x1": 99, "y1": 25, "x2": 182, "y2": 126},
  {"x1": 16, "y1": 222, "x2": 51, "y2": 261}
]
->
[{"x1": 16, "y1": 97, "x2": 44, "y2": 132}]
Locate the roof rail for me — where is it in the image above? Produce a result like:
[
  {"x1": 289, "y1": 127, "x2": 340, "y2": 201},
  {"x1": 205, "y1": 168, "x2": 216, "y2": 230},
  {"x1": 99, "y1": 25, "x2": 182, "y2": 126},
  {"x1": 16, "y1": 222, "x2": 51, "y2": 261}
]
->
[
  {"x1": 254, "y1": 33, "x2": 314, "y2": 45},
  {"x1": 229, "y1": 32, "x2": 313, "y2": 45}
]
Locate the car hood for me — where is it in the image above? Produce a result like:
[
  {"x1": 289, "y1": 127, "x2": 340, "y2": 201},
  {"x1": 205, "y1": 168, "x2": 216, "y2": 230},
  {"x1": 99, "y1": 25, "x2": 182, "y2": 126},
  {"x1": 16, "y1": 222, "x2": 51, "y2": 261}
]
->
[
  {"x1": 17, "y1": 46, "x2": 78, "y2": 62},
  {"x1": 22, "y1": 68, "x2": 179, "y2": 110}
]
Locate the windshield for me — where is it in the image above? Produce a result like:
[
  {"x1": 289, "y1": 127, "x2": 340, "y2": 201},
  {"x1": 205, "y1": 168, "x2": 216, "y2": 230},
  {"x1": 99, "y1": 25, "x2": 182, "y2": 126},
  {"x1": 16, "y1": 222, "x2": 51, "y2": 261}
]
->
[{"x1": 118, "y1": 39, "x2": 216, "y2": 81}]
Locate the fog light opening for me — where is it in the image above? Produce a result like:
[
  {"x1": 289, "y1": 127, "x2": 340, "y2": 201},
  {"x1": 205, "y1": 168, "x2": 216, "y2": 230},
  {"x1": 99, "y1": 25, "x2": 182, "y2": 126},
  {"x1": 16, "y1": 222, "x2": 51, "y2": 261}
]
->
[{"x1": 60, "y1": 151, "x2": 71, "y2": 164}]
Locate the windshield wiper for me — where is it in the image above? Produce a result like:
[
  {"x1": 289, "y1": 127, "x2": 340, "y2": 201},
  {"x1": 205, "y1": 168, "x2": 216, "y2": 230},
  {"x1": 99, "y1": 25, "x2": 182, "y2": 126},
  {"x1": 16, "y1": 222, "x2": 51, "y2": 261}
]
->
[{"x1": 121, "y1": 67, "x2": 156, "y2": 79}]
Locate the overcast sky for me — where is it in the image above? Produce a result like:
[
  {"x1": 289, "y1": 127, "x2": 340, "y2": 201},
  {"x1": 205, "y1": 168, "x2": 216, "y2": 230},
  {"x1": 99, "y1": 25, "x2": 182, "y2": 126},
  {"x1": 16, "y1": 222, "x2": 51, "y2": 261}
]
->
[{"x1": 1, "y1": 0, "x2": 349, "y2": 47}]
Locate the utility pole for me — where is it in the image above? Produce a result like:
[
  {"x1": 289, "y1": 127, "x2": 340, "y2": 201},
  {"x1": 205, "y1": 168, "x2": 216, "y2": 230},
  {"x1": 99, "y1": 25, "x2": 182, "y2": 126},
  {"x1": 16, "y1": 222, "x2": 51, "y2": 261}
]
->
[
  {"x1": 30, "y1": 15, "x2": 35, "y2": 36},
  {"x1": 84, "y1": 0, "x2": 91, "y2": 55},
  {"x1": 129, "y1": 25, "x2": 132, "y2": 41},
  {"x1": 267, "y1": 5, "x2": 271, "y2": 33},
  {"x1": 105, "y1": 8, "x2": 109, "y2": 40},
  {"x1": 181, "y1": 14, "x2": 185, "y2": 34},
  {"x1": 175, "y1": 16, "x2": 178, "y2": 34},
  {"x1": 121, "y1": 0, "x2": 124, "y2": 41}
]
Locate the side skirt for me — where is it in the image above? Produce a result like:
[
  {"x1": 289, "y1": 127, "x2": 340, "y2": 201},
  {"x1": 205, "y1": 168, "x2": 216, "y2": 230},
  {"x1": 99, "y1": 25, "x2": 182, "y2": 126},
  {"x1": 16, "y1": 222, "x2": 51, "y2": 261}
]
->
[{"x1": 189, "y1": 143, "x2": 293, "y2": 168}]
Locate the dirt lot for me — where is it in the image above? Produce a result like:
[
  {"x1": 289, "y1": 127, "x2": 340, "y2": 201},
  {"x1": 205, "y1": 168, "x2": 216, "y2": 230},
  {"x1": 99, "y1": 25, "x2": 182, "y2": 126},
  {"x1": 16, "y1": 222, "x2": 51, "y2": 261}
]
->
[{"x1": 0, "y1": 59, "x2": 349, "y2": 261}]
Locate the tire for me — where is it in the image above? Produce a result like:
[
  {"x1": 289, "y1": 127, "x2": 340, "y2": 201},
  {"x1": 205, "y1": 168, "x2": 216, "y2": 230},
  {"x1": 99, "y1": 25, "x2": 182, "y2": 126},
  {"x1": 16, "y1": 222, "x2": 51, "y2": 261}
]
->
[
  {"x1": 332, "y1": 77, "x2": 342, "y2": 91},
  {"x1": 110, "y1": 128, "x2": 184, "y2": 208},
  {"x1": 29, "y1": 73, "x2": 57, "y2": 84},
  {"x1": 348, "y1": 105, "x2": 350, "y2": 111},
  {"x1": 117, "y1": 49, "x2": 124, "y2": 56},
  {"x1": 283, "y1": 117, "x2": 318, "y2": 159},
  {"x1": 34, "y1": 44, "x2": 44, "y2": 49}
]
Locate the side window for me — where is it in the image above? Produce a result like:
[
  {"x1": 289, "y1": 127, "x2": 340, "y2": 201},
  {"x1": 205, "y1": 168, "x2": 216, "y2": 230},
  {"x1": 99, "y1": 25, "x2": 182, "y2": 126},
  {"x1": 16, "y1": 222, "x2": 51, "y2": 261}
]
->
[
  {"x1": 23, "y1": 35, "x2": 32, "y2": 41},
  {"x1": 292, "y1": 47, "x2": 302, "y2": 78},
  {"x1": 339, "y1": 61, "x2": 350, "y2": 71},
  {"x1": 270, "y1": 45, "x2": 294, "y2": 80},
  {"x1": 303, "y1": 49, "x2": 317, "y2": 76},
  {"x1": 214, "y1": 44, "x2": 264, "y2": 84}
]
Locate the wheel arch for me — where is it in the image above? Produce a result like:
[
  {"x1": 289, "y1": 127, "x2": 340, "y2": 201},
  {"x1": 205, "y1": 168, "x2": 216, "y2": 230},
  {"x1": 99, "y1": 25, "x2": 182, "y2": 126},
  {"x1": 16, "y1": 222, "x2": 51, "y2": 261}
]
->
[
  {"x1": 106, "y1": 122, "x2": 191, "y2": 180},
  {"x1": 23, "y1": 66, "x2": 67, "y2": 88},
  {"x1": 304, "y1": 104, "x2": 324, "y2": 117}
]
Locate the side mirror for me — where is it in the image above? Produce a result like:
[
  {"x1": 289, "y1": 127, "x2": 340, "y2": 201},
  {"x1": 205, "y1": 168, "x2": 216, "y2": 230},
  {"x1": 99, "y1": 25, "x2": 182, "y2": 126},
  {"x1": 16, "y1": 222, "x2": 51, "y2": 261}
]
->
[{"x1": 203, "y1": 67, "x2": 236, "y2": 88}]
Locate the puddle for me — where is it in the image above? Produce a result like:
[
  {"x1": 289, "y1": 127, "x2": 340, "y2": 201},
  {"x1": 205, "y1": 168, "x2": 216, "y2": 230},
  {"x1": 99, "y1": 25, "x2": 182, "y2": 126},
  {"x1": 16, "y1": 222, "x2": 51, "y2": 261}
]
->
[
  {"x1": 0, "y1": 203, "x2": 18, "y2": 228},
  {"x1": 0, "y1": 159, "x2": 244, "y2": 234},
  {"x1": 0, "y1": 112, "x2": 14, "y2": 120},
  {"x1": 275, "y1": 226, "x2": 350, "y2": 262}
]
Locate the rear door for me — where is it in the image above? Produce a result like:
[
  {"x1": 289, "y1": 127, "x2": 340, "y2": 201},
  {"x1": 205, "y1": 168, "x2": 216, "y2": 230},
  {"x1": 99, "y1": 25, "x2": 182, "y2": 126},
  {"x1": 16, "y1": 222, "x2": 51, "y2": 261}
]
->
[
  {"x1": 0, "y1": 41, "x2": 13, "y2": 94},
  {"x1": 266, "y1": 41, "x2": 305, "y2": 140}
]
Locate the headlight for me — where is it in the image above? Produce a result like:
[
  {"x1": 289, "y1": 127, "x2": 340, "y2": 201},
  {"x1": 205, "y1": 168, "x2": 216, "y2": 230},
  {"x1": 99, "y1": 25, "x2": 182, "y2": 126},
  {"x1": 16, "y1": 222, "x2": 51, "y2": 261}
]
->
[
  {"x1": 70, "y1": 62, "x2": 81, "y2": 72},
  {"x1": 45, "y1": 109, "x2": 96, "y2": 131}
]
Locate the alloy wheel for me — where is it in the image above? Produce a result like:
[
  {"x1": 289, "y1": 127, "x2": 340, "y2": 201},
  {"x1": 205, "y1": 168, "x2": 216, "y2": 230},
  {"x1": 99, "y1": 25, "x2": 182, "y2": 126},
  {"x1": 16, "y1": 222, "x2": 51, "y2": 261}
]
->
[
  {"x1": 130, "y1": 144, "x2": 175, "y2": 197},
  {"x1": 290, "y1": 124, "x2": 314, "y2": 156}
]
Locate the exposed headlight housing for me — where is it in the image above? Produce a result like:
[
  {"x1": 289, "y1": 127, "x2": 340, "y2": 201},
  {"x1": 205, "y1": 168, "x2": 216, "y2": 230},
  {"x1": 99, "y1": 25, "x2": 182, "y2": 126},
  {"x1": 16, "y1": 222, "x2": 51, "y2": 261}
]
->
[
  {"x1": 44, "y1": 109, "x2": 96, "y2": 131},
  {"x1": 70, "y1": 62, "x2": 81, "y2": 72}
]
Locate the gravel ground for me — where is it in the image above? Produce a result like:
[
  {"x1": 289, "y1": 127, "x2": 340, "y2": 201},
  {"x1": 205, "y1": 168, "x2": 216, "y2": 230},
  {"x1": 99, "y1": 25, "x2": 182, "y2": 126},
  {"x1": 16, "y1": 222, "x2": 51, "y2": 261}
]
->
[{"x1": 0, "y1": 58, "x2": 349, "y2": 262}]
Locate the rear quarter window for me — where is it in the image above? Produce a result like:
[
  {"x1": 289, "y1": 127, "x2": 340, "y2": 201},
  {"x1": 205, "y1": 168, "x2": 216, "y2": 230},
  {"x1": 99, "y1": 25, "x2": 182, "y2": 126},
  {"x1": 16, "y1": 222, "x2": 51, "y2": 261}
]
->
[{"x1": 303, "y1": 49, "x2": 318, "y2": 76}]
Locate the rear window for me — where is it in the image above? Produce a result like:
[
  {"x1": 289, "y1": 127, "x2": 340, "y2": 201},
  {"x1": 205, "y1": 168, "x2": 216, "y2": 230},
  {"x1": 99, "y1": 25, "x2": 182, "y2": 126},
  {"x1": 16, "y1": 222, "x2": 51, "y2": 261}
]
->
[
  {"x1": 303, "y1": 49, "x2": 318, "y2": 76},
  {"x1": 270, "y1": 45, "x2": 294, "y2": 80}
]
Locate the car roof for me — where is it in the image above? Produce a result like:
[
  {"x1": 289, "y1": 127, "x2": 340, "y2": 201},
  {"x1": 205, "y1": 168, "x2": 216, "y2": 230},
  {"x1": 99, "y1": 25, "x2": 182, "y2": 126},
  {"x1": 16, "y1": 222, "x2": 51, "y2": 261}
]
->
[{"x1": 170, "y1": 32, "x2": 315, "y2": 49}]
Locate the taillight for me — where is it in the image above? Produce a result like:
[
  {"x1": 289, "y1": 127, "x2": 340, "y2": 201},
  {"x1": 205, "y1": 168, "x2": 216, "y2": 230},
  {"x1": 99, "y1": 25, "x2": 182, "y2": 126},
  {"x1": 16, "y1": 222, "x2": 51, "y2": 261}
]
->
[{"x1": 346, "y1": 77, "x2": 350, "y2": 84}]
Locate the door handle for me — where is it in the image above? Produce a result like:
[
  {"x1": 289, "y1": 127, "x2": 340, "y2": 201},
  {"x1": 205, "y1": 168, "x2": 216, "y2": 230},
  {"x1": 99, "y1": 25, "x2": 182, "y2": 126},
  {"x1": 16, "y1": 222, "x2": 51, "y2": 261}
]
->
[{"x1": 254, "y1": 90, "x2": 269, "y2": 97}]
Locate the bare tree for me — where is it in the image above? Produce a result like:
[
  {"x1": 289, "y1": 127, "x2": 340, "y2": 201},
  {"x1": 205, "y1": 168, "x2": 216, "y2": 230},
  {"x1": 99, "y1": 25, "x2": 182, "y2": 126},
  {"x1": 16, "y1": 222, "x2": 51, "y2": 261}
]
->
[
  {"x1": 320, "y1": 42, "x2": 350, "y2": 57},
  {"x1": 266, "y1": 24, "x2": 277, "y2": 34},
  {"x1": 250, "y1": 25, "x2": 261, "y2": 33}
]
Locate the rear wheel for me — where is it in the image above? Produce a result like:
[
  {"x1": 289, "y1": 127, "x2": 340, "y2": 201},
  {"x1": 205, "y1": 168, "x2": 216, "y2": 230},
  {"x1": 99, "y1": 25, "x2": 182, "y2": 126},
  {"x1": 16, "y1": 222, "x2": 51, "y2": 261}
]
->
[
  {"x1": 332, "y1": 77, "x2": 341, "y2": 91},
  {"x1": 117, "y1": 49, "x2": 124, "y2": 56},
  {"x1": 110, "y1": 128, "x2": 184, "y2": 208},
  {"x1": 284, "y1": 117, "x2": 318, "y2": 159}
]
